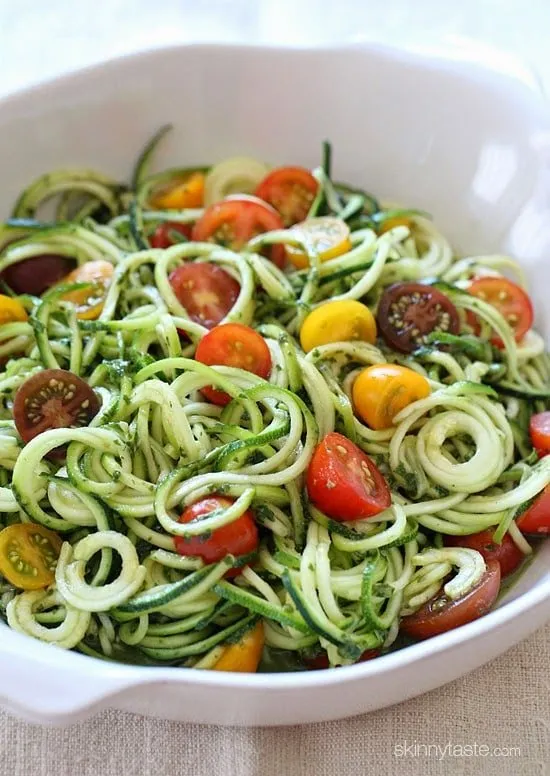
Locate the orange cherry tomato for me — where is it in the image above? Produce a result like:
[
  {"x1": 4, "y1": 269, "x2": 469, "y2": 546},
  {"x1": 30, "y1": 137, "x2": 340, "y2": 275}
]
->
[
  {"x1": 352, "y1": 364, "x2": 431, "y2": 430},
  {"x1": 191, "y1": 197, "x2": 286, "y2": 268},
  {"x1": 529, "y1": 411, "x2": 550, "y2": 457},
  {"x1": 400, "y1": 561, "x2": 501, "y2": 639},
  {"x1": 516, "y1": 485, "x2": 550, "y2": 535},
  {"x1": 467, "y1": 276, "x2": 533, "y2": 348},
  {"x1": 212, "y1": 621, "x2": 265, "y2": 673},
  {"x1": 150, "y1": 171, "x2": 205, "y2": 210},
  {"x1": 60, "y1": 260, "x2": 114, "y2": 320},
  {"x1": 169, "y1": 262, "x2": 240, "y2": 329},
  {"x1": 444, "y1": 530, "x2": 525, "y2": 578},
  {"x1": 174, "y1": 496, "x2": 259, "y2": 577},
  {"x1": 150, "y1": 222, "x2": 192, "y2": 248},
  {"x1": 254, "y1": 166, "x2": 318, "y2": 226},
  {"x1": 195, "y1": 323, "x2": 272, "y2": 406},
  {"x1": 0, "y1": 523, "x2": 62, "y2": 590},
  {"x1": 306, "y1": 432, "x2": 391, "y2": 521},
  {"x1": 0, "y1": 295, "x2": 28, "y2": 324}
]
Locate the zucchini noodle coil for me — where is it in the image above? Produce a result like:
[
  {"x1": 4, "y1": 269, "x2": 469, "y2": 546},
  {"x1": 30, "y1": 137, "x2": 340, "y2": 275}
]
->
[{"x1": 0, "y1": 128, "x2": 548, "y2": 671}]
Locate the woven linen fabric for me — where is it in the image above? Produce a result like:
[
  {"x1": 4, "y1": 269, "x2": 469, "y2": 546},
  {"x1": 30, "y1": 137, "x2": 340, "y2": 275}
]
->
[{"x1": 0, "y1": 624, "x2": 548, "y2": 776}]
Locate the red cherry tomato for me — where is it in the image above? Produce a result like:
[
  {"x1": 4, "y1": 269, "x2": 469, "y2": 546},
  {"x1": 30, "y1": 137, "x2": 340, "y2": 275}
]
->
[
  {"x1": 400, "y1": 560, "x2": 501, "y2": 639},
  {"x1": 529, "y1": 411, "x2": 550, "y2": 457},
  {"x1": 444, "y1": 530, "x2": 525, "y2": 578},
  {"x1": 195, "y1": 323, "x2": 272, "y2": 406},
  {"x1": 191, "y1": 198, "x2": 286, "y2": 268},
  {"x1": 516, "y1": 485, "x2": 550, "y2": 535},
  {"x1": 305, "y1": 648, "x2": 380, "y2": 670},
  {"x1": 169, "y1": 262, "x2": 240, "y2": 329},
  {"x1": 467, "y1": 276, "x2": 533, "y2": 348},
  {"x1": 255, "y1": 166, "x2": 319, "y2": 226},
  {"x1": 150, "y1": 222, "x2": 192, "y2": 248},
  {"x1": 173, "y1": 496, "x2": 259, "y2": 577},
  {"x1": 2, "y1": 255, "x2": 74, "y2": 296},
  {"x1": 306, "y1": 432, "x2": 391, "y2": 521}
]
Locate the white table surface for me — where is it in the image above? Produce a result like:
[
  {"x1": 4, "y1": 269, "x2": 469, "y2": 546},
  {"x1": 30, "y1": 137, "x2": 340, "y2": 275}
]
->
[{"x1": 0, "y1": 2, "x2": 549, "y2": 775}]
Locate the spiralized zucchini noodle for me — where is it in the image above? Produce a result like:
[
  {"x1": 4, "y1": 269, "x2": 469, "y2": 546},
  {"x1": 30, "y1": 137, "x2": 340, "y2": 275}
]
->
[{"x1": 0, "y1": 127, "x2": 548, "y2": 671}]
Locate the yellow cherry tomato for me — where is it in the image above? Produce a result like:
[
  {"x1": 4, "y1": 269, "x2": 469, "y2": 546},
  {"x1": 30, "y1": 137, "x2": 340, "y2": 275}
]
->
[
  {"x1": 300, "y1": 300, "x2": 376, "y2": 353},
  {"x1": 0, "y1": 523, "x2": 62, "y2": 590},
  {"x1": 60, "y1": 260, "x2": 114, "y2": 320},
  {"x1": 352, "y1": 364, "x2": 431, "y2": 430},
  {"x1": 377, "y1": 215, "x2": 413, "y2": 234},
  {"x1": 0, "y1": 295, "x2": 28, "y2": 325},
  {"x1": 150, "y1": 171, "x2": 205, "y2": 210},
  {"x1": 212, "y1": 621, "x2": 264, "y2": 673},
  {"x1": 286, "y1": 216, "x2": 352, "y2": 269}
]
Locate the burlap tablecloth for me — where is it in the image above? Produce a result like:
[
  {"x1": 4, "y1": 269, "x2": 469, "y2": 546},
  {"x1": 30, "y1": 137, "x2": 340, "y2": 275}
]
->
[{"x1": 1, "y1": 622, "x2": 548, "y2": 776}]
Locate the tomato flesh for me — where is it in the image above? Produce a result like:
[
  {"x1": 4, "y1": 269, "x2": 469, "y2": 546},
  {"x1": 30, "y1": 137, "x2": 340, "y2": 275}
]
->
[
  {"x1": 0, "y1": 523, "x2": 62, "y2": 590},
  {"x1": 306, "y1": 432, "x2": 391, "y2": 521},
  {"x1": 377, "y1": 282, "x2": 459, "y2": 353},
  {"x1": 529, "y1": 411, "x2": 550, "y2": 456},
  {"x1": 174, "y1": 496, "x2": 259, "y2": 576},
  {"x1": 169, "y1": 262, "x2": 240, "y2": 329},
  {"x1": 13, "y1": 368, "x2": 100, "y2": 445},
  {"x1": 255, "y1": 167, "x2": 318, "y2": 226},
  {"x1": 400, "y1": 560, "x2": 501, "y2": 639},
  {"x1": 445, "y1": 530, "x2": 525, "y2": 578},
  {"x1": 2, "y1": 255, "x2": 74, "y2": 296},
  {"x1": 468, "y1": 276, "x2": 533, "y2": 347},
  {"x1": 150, "y1": 222, "x2": 192, "y2": 249},
  {"x1": 191, "y1": 198, "x2": 286, "y2": 268},
  {"x1": 195, "y1": 323, "x2": 272, "y2": 406},
  {"x1": 516, "y1": 485, "x2": 550, "y2": 535}
]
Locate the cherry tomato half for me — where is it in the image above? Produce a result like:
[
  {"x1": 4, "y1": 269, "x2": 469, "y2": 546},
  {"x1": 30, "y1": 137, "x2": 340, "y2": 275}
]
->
[
  {"x1": 2, "y1": 255, "x2": 74, "y2": 296},
  {"x1": 306, "y1": 432, "x2": 391, "y2": 521},
  {"x1": 0, "y1": 523, "x2": 62, "y2": 590},
  {"x1": 444, "y1": 530, "x2": 525, "y2": 578},
  {"x1": 169, "y1": 262, "x2": 240, "y2": 329},
  {"x1": 255, "y1": 166, "x2": 318, "y2": 226},
  {"x1": 59, "y1": 260, "x2": 114, "y2": 320},
  {"x1": 400, "y1": 560, "x2": 501, "y2": 639},
  {"x1": 195, "y1": 323, "x2": 272, "y2": 406},
  {"x1": 467, "y1": 276, "x2": 533, "y2": 348},
  {"x1": 150, "y1": 171, "x2": 205, "y2": 210},
  {"x1": 529, "y1": 411, "x2": 550, "y2": 457},
  {"x1": 191, "y1": 197, "x2": 286, "y2": 268},
  {"x1": 377, "y1": 282, "x2": 460, "y2": 353},
  {"x1": 305, "y1": 648, "x2": 380, "y2": 670},
  {"x1": 150, "y1": 222, "x2": 193, "y2": 249},
  {"x1": 13, "y1": 368, "x2": 100, "y2": 445},
  {"x1": 286, "y1": 217, "x2": 352, "y2": 269},
  {"x1": 352, "y1": 364, "x2": 431, "y2": 430},
  {"x1": 174, "y1": 496, "x2": 259, "y2": 576},
  {"x1": 516, "y1": 485, "x2": 550, "y2": 535}
]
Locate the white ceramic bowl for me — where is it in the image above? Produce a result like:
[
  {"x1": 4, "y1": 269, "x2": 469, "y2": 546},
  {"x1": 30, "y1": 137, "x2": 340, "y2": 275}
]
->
[{"x1": 1, "y1": 43, "x2": 550, "y2": 727}]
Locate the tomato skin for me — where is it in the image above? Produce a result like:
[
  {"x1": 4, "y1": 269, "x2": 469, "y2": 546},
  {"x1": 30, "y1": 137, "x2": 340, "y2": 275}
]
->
[
  {"x1": 13, "y1": 368, "x2": 100, "y2": 445},
  {"x1": 0, "y1": 295, "x2": 28, "y2": 324},
  {"x1": 255, "y1": 166, "x2": 318, "y2": 226},
  {"x1": 516, "y1": 485, "x2": 550, "y2": 535},
  {"x1": 174, "y1": 496, "x2": 259, "y2": 576},
  {"x1": 150, "y1": 222, "x2": 193, "y2": 249},
  {"x1": 444, "y1": 530, "x2": 525, "y2": 578},
  {"x1": 468, "y1": 276, "x2": 533, "y2": 347},
  {"x1": 0, "y1": 523, "x2": 62, "y2": 590},
  {"x1": 59, "y1": 260, "x2": 114, "y2": 320},
  {"x1": 352, "y1": 364, "x2": 431, "y2": 430},
  {"x1": 212, "y1": 621, "x2": 264, "y2": 673},
  {"x1": 195, "y1": 323, "x2": 272, "y2": 406},
  {"x1": 191, "y1": 198, "x2": 286, "y2": 268},
  {"x1": 306, "y1": 432, "x2": 391, "y2": 521},
  {"x1": 169, "y1": 262, "x2": 240, "y2": 329},
  {"x1": 400, "y1": 560, "x2": 501, "y2": 640},
  {"x1": 305, "y1": 648, "x2": 380, "y2": 670},
  {"x1": 377, "y1": 282, "x2": 460, "y2": 353},
  {"x1": 300, "y1": 300, "x2": 376, "y2": 353},
  {"x1": 150, "y1": 171, "x2": 205, "y2": 210},
  {"x1": 2, "y1": 255, "x2": 74, "y2": 296},
  {"x1": 529, "y1": 411, "x2": 550, "y2": 456}
]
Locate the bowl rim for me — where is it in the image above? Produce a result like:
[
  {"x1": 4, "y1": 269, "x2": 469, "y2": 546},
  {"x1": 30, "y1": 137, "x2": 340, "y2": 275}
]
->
[{"x1": 0, "y1": 39, "x2": 549, "y2": 697}]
